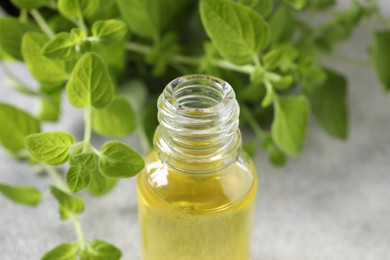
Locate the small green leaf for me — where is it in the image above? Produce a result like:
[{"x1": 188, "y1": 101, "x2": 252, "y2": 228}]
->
[
  {"x1": 39, "y1": 92, "x2": 61, "y2": 122},
  {"x1": 240, "y1": 0, "x2": 273, "y2": 18},
  {"x1": 370, "y1": 30, "x2": 390, "y2": 91},
  {"x1": 92, "y1": 97, "x2": 136, "y2": 137},
  {"x1": 25, "y1": 132, "x2": 75, "y2": 166},
  {"x1": 0, "y1": 103, "x2": 40, "y2": 151},
  {"x1": 98, "y1": 141, "x2": 145, "y2": 178},
  {"x1": 42, "y1": 242, "x2": 78, "y2": 260},
  {"x1": 66, "y1": 153, "x2": 96, "y2": 192},
  {"x1": 272, "y1": 75, "x2": 294, "y2": 90},
  {"x1": 80, "y1": 240, "x2": 122, "y2": 260},
  {"x1": 50, "y1": 186, "x2": 85, "y2": 220},
  {"x1": 269, "y1": 6, "x2": 295, "y2": 45},
  {"x1": 42, "y1": 30, "x2": 85, "y2": 60},
  {"x1": 271, "y1": 96, "x2": 309, "y2": 155},
  {"x1": 308, "y1": 70, "x2": 348, "y2": 139},
  {"x1": 200, "y1": 0, "x2": 269, "y2": 65},
  {"x1": 284, "y1": 0, "x2": 307, "y2": 10},
  {"x1": 58, "y1": 0, "x2": 100, "y2": 18},
  {"x1": 92, "y1": 19, "x2": 128, "y2": 44},
  {"x1": 66, "y1": 53, "x2": 114, "y2": 108},
  {"x1": 263, "y1": 49, "x2": 283, "y2": 70},
  {"x1": 268, "y1": 147, "x2": 287, "y2": 166},
  {"x1": 0, "y1": 17, "x2": 31, "y2": 60},
  {"x1": 10, "y1": 0, "x2": 47, "y2": 9},
  {"x1": 243, "y1": 142, "x2": 257, "y2": 157},
  {"x1": 141, "y1": 98, "x2": 158, "y2": 148},
  {"x1": 22, "y1": 32, "x2": 68, "y2": 85},
  {"x1": 87, "y1": 168, "x2": 117, "y2": 196},
  {"x1": 0, "y1": 183, "x2": 41, "y2": 206}
]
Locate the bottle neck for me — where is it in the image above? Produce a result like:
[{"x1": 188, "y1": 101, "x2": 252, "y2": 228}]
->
[{"x1": 154, "y1": 75, "x2": 241, "y2": 174}]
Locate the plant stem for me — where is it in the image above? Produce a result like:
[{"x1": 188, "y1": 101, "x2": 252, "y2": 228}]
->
[
  {"x1": 124, "y1": 41, "x2": 255, "y2": 74},
  {"x1": 83, "y1": 107, "x2": 92, "y2": 152},
  {"x1": 241, "y1": 105, "x2": 267, "y2": 141},
  {"x1": 72, "y1": 215, "x2": 86, "y2": 249},
  {"x1": 78, "y1": 15, "x2": 88, "y2": 34},
  {"x1": 43, "y1": 165, "x2": 67, "y2": 190},
  {"x1": 30, "y1": 9, "x2": 55, "y2": 38},
  {"x1": 322, "y1": 52, "x2": 371, "y2": 68},
  {"x1": 43, "y1": 165, "x2": 87, "y2": 248}
]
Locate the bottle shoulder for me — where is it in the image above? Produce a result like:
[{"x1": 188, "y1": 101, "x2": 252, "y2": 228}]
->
[{"x1": 137, "y1": 149, "x2": 257, "y2": 213}]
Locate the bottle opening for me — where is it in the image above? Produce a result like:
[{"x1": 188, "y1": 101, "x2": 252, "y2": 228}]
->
[
  {"x1": 172, "y1": 78, "x2": 225, "y2": 109},
  {"x1": 155, "y1": 74, "x2": 241, "y2": 173}
]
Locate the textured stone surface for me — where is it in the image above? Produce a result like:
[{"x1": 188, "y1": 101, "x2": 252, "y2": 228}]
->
[{"x1": 1, "y1": 14, "x2": 390, "y2": 260}]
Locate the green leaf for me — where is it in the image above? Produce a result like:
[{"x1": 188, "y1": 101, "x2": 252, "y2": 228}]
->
[
  {"x1": 42, "y1": 29, "x2": 86, "y2": 60},
  {"x1": 98, "y1": 141, "x2": 144, "y2": 178},
  {"x1": 240, "y1": 0, "x2": 273, "y2": 17},
  {"x1": 39, "y1": 91, "x2": 61, "y2": 122},
  {"x1": 0, "y1": 183, "x2": 41, "y2": 206},
  {"x1": 141, "y1": 97, "x2": 158, "y2": 148},
  {"x1": 80, "y1": 240, "x2": 122, "y2": 260},
  {"x1": 269, "y1": 6, "x2": 295, "y2": 45},
  {"x1": 284, "y1": 0, "x2": 307, "y2": 10},
  {"x1": 268, "y1": 147, "x2": 287, "y2": 166},
  {"x1": 200, "y1": 0, "x2": 269, "y2": 65},
  {"x1": 10, "y1": 0, "x2": 47, "y2": 9},
  {"x1": 66, "y1": 153, "x2": 96, "y2": 193},
  {"x1": 22, "y1": 32, "x2": 68, "y2": 85},
  {"x1": 25, "y1": 132, "x2": 75, "y2": 166},
  {"x1": 370, "y1": 30, "x2": 390, "y2": 91},
  {"x1": 0, "y1": 17, "x2": 32, "y2": 60},
  {"x1": 58, "y1": 0, "x2": 100, "y2": 18},
  {"x1": 42, "y1": 242, "x2": 78, "y2": 260},
  {"x1": 92, "y1": 97, "x2": 136, "y2": 137},
  {"x1": 87, "y1": 168, "x2": 117, "y2": 196},
  {"x1": 271, "y1": 96, "x2": 309, "y2": 155},
  {"x1": 263, "y1": 49, "x2": 283, "y2": 70},
  {"x1": 92, "y1": 19, "x2": 128, "y2": 44},
  {"x1": 308, "y1": 70, "x2": 348, "y2": 139},
  {"x1": 66, "y1": 53, "x2": 114, "y2": 108},
  {"x1": 116, "y1": 0, "x2": 189, "y2": 39},
  {"x1": 0, "y1": 103, "x2": 40, "y2": 151},
  {"x1": 50, "y1": 186, "x2": 85, "y2": 220}
]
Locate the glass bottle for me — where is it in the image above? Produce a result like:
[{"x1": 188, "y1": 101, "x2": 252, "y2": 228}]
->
[{"x1": 137, "y1": 75, "x2": 258, "y2": 260}]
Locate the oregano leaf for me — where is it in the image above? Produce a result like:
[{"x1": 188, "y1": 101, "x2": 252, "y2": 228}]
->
[
  {"x1": 10, "y1": 0, "x2": 47, "y2": 9},
  {"x1": 42, "y1": 30, "x2": 86, "y2": 60},
  {"x1": 240, "y1": 0, "x2": 273, "y2": 18},
  {"x1": 308, "y1": 69, "x2": 348, "y2": 139},
  {"x1": 0, "y1": 17, "x2": 32, "y2": 60},
  {"x1": 271, "y1": 96, "x2": 309, "y2": 155},
  {"x1": 87, "y1": 168, "x2": 117, "y2": 196},
  {"x1": 370, "y1": 30, "x2": 390, "y2": 92},
  {"x1": 0, "y1": 103, "x2": 40, "y2": 152},
  {"x1": 58, "y1": 0, "x2": 100, "y2": 18},
  {"x1": 92, "y1": 19, "x2": 128, "y2": 44},
  {"x1": 50, "y1": 186, "x2": 85, "y2": 220},
  {"x1": 42, "y1": 242, "x2": 78, "y2": 260},
  {"x1": 284, "y1": 0, "x2": 307, "y2": 10},
  {"x1": 200, "y1": 0, "x2": 269, "y2": 65},
  {"x1": 25, "y1": 132, "x2": 75, "y2": 166},
  {"x1": 92, "y1": 97, "x2": 136, "y2": 137},
  {"x1": 0, "y1": 183, "x2": 41, "y2": 206},
  {"x1": 80, "y1": 240, "x2": 122, "y2": 260},
  {"x1": 66, "y1": 53, "x2": 115, "y2": 108},
  {"x1": 98, "y1": 141, "x2": 145, "y2": 178},
  {"x1": 66, "y1": 153, "x2": 97, "y2": 192},
  {"x1": 22, "y1": 32, "x2": 68, "y2": 85}
]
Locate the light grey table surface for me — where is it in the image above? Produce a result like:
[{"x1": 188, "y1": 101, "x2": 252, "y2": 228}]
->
[{"x1": 1, "y1": 12, "x2": 390, "y2": 260}]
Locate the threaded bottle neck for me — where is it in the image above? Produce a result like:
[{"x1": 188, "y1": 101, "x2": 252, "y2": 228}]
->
[{"x1": 154, "y1": 75, "x2": 241, "y2": 173}]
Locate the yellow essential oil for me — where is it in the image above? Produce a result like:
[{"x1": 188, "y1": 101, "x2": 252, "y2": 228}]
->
[{"x1": 137, "y1": 75, "x2": 258, "y2": 260}]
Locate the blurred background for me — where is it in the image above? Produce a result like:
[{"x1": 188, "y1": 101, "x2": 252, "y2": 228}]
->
[{"x1": 1, "y1": 1, "x2": 390, "y2": 259}]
